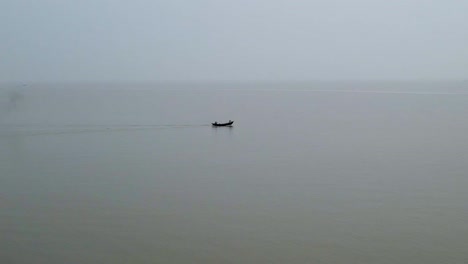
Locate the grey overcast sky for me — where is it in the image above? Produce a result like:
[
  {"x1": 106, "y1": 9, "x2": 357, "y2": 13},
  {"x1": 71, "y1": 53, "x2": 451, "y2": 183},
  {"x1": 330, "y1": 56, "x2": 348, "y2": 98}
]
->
[{"x1": 1, "y1": 0, "x2": 467, "y2": 82}]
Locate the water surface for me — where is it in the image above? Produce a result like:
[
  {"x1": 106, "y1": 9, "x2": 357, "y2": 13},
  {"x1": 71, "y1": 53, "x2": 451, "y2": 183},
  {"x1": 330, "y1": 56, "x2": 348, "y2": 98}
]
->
[{"x1": 1, "y1": 82, "x2": 468, "y2": 263}]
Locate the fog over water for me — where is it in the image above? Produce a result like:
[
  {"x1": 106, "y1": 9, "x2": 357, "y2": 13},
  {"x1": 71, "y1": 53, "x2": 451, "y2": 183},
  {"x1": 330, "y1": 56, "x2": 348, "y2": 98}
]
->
[
  {"x1": 1, "y1": 82, "x2": 468, "y2": 263},
  {"x1": 2, "y1": 1, "x2": 468, "y2": 82},
  {"x1": 2, "y1": 0, "x2": 468, "y2": 262}
]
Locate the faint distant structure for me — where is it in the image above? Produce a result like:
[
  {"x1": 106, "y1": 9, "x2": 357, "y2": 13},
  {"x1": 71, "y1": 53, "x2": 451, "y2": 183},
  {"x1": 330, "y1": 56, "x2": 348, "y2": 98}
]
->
[{"x1": 7, "y1": 90, "x2": 23, "y2": 111}]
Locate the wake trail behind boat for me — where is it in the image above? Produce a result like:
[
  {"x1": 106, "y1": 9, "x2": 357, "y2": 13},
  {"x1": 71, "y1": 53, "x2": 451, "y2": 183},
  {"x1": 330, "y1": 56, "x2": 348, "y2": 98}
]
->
[{"x1": 0, "y1": 124, "x2": 210, "y2": 137}]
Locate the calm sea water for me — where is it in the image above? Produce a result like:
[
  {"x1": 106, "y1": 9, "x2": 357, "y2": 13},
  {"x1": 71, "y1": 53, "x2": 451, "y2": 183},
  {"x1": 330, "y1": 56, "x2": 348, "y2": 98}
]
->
[{"x1": 1, "y1": 82, "x2": 468, "y2": 263}]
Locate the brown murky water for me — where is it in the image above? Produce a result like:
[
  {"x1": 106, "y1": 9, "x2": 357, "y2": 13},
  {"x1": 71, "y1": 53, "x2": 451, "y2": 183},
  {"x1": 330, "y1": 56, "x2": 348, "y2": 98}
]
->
[{"x1": 1, "y1": 82, "x2": 468, "y2": 263}]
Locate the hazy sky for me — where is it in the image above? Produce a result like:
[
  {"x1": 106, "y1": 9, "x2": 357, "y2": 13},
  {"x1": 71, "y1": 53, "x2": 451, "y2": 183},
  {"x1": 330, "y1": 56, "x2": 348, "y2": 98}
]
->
[{"x1": 1, "y1": 0, "x2": 467, "y2": 82}]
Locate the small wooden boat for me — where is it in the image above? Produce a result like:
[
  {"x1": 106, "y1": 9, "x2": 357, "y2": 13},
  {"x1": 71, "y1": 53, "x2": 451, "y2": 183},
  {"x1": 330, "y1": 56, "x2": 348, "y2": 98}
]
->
[{"x1": 212, "y1": 120, "x2": 234, "y2": 127}]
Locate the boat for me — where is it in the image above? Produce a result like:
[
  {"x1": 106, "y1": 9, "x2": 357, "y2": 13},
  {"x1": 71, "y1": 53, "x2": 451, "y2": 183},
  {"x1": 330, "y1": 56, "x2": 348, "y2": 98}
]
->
[{"x1": 212, "y1": 120, "x2": 234, "y2": 127}]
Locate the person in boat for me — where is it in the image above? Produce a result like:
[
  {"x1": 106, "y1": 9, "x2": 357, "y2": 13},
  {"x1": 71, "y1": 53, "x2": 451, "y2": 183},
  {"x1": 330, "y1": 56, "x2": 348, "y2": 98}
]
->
[{"x1": 214, "y1": 122, "x2": 218, "y2": 125}]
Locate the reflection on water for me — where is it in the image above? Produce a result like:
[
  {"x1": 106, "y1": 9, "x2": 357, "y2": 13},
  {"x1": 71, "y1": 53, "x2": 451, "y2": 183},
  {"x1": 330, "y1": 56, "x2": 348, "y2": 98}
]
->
[{"x1": 1, "y1": 83, "x2": 468, "y2": 263}]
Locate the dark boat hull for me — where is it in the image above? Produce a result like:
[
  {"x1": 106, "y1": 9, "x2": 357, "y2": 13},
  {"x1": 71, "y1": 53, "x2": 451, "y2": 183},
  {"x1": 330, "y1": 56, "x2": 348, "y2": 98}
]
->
[{"x1": 212, "y1": 121, "x2": 234, "y2": 127}]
